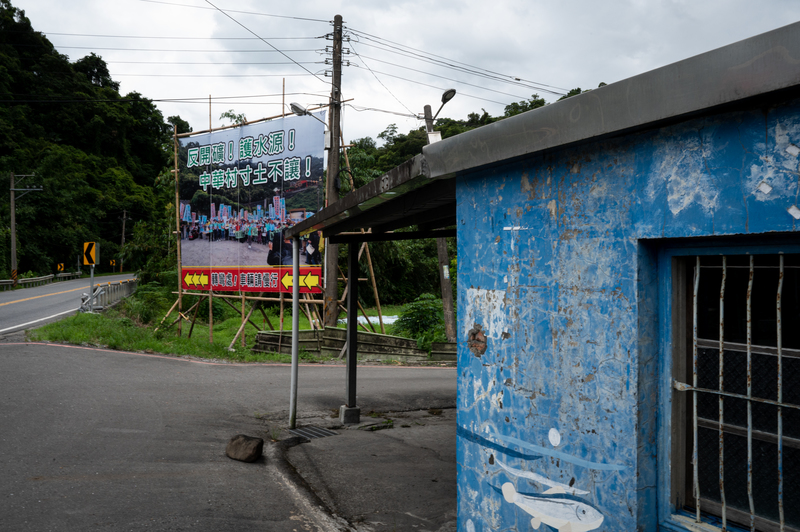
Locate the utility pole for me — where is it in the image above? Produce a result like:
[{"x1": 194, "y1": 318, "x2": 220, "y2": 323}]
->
[
  {"x1": 424, "y1": 100, "x2": 457, "y2": 343},
  {"x1": 323, "y1": 14, "x2": 343, "y2": 327},
  {"x1": 119, "y1": 209, "x2": 131, "y2": 273},
  {"x1": 9, "y1": 172, "x2": 40, "y2": 287},
  {"x1": 10, "y1": 173, "x2": 15, "y2": 286}
]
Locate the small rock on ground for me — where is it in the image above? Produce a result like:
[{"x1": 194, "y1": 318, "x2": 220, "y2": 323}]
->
[{"x1": 226, "y1": 434, "x2": 264, "y2": 462}]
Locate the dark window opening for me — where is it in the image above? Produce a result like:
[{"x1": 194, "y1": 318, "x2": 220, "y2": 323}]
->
[{"x1": 673, "y1": 254, "x2": 800, "y2": 532}]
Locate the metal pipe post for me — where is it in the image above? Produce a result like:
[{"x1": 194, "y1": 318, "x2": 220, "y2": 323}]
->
[
  {"x1": 346, "y1": 241, "x2": 358, "y2": 408},
  {"x1": 289, "y1": 237, "x2": 300, "y2": 429},
  {"x1": 89, "y1": 265, "x2": 95, "y2": 313}
]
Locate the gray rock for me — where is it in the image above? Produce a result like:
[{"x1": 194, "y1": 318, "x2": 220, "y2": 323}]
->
[{"x1": 225, "y1": 434, "x2": 264, "y2": 462}]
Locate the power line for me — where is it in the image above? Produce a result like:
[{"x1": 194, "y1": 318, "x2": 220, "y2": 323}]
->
[
  {"x1": 138, "y1": 0, "x2": 330, "y2": 23},
  {"x1": 112, "y1": 73, "x2": 317, "y2": 78},
  {"x1": 34, "y1": 31, "x2": 322, "y2": 41},
  {"x1": 38, "y1": 45, "x2": 321, "y2": 53},
  {"x1": 348, "y1": 41, "x2": 415, "y2": 117},
  {"x1": 106, "y1": 60, "x2": 318, "y2": 65},
  {"x1": 1, "y1": 91, "x2": 328, "y2": 104},
  {"x1": 349, "y1": 50, "x2": 533, "y2": 102},
  {"x1": 345, "y1": 104, "x2": 417, "y2": 119},
  {"x1": 348, "y1": 65, "x2": 511, "y2": 107},
  {"x1": 352, "y1": 39, "x2": 564, "y2": 97},
  {"x1": 347, "y1": 27, "x2": 568, "y2": 94},
  {"x1": 202, "y1": 0, "x2": 330, "y2": 90},
  {"x1": 349, "y1": 36, "x2": 563, "y2": 97}
]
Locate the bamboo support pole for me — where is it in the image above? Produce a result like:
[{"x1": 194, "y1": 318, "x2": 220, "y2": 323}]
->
[
  {"x1": 155, "y1": 299, "x2": 181, "y2": 332},
  {"x1": 307, "y1": 302, "x2": 321, "y2": 329},
  {"x1": 219, "y1": 296, "x2": 262, "y2": 331},
  {"x1": 337, "y1": 265, "x2": 375, "y2": 332},
  {"x1": 174, "y1": 124, "x2": 182, "y2": 336},
  {"x1": 162, "y1": 300, "x2": 200, "y2": 331},
  {"x1": 338, "y1": 303, "x2": 369, "y2": 332},
  {"x1": 363, "y1": 240, "x2": 384, "y2": 334},
  {"x1": 307, "y1": 303, "x2": 320, "y2": 329},
  {"x1": 358, "y1": 301, "x2": 376, "y2": 333},
  {"x1": 188, "y1": 296, "x2": 201, "y2": 338},
  {"x1": 299, "y1": 304, "x2": 314, "y2": 329},
  {"x1": 173, "y1": 291, "x2": 323, "y2": 304},
  {"x1": 278, "y1": 292, "x2": 285, "y2": 352},
  {"x1": 340, "y1": 130, "x2": 385, "y2": 334},
  {"x1": 259, "y1": 306, "x2": 275, "y2": 330},
  {"x1": 228, "y1": 301, "x2": 258, "y2": 351}
]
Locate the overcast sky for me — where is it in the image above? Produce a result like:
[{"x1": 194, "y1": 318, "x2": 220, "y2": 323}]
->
[{"x1": 11, "y1": 0, "x2": 800, "y2": 143}]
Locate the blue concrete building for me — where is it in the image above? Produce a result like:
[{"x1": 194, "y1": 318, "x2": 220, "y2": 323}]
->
[{"x1": 288, "y1": 22, "x2": 800, "y2": 532}]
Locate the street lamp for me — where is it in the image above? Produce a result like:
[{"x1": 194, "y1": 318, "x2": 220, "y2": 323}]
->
[
  {"x1": 423, "y1": 88, "x2": 456, "y2": 144},
  {"x1": 290, "y1": 102, "x2": 330, "y2": 151},
  {"x1": 289, "y1": 102, "x2": 327, "y2": 126}
]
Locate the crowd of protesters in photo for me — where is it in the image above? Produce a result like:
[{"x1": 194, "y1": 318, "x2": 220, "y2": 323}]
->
[{"x1": 181, "y1": 216, "x2": 322, "y2": 266}]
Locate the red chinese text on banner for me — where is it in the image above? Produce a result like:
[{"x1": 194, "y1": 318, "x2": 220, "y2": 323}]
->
[{"x1": 181, "y1": 267, "x2": 322, "y2": 294}]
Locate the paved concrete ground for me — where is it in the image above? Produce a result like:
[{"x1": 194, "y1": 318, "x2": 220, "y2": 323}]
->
[
  {"x1": 284, "y1": 409, "x2": 457, "y2": 531},
  {"x1": 0, "y1": 341, "x2": 456, "y2": 531}
]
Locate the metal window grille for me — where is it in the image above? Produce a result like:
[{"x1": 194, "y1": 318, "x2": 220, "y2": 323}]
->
[{"x1": 674, "y1": 254, "x2": 800, "y2": 532}]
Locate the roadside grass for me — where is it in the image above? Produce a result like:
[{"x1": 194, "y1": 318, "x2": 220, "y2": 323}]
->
[
  {"x1": 29, "y1": 309, "x2": 335, "y2": 363},
  {"x1": 27, "y1": 277, "x2": 442, "y2": 360},
  {"x1": 28, "y1": 277, "x2": 338, "y2": 363}
]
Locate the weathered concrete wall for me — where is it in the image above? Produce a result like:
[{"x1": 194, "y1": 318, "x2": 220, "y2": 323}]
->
[{"x1": 455, "y1": 97, "x2": 800, "y2": 531}]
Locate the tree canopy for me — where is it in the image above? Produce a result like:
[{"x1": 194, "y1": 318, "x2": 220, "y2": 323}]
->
[{"x1": 0, "y1": 0, "x2": 187, "y2": 277}]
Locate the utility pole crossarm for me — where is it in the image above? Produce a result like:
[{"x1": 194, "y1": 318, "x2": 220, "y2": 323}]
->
[{"x1": 11, "y1": 185, "x2": 42, "y2": 200}]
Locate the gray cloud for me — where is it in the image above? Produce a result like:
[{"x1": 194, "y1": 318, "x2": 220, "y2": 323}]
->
[{"x1": 12, "y1": 0, "x2": 800, "y2": 142}]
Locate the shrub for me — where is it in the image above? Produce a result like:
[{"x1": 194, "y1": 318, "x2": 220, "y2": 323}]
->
[
  {"x1": 393, "y1": 293, "x2": 447, "y2": 352},
  {"x1": 120, "y1": 281, "x2": 171, "y2": 325}
]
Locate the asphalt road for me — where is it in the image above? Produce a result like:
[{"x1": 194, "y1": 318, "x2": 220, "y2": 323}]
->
[
  {"x1": 0, "y1": 342, "x2": 457, "y2": 531},
  {"x1": 0, "y1": 274, "x2": 136, "y2": 336}
]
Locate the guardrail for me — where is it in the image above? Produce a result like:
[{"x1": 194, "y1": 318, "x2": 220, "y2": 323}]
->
[
  {"x1": 79, "y1": 279, "x2": 138, "y2": 312},
  {"x1": 19, "y1": 274, "x2": 54, "y2": 287},
  {"x1": 0, "y1": 271, "x2": 83, "y2": 291}
]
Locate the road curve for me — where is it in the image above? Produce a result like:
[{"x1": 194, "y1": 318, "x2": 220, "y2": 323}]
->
[{"x1": 0, "y1": 273, "x2": 137, "y2": 335}]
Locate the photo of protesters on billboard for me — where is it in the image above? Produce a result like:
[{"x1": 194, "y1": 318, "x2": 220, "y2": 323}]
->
[{"x1": 177, "y1": 111, "x2": 325, "y2": 293}]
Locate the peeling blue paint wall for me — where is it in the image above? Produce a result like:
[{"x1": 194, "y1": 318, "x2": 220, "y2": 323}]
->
[{"x1": 455, "y1": 98, "x2": 800, "y2": 531}]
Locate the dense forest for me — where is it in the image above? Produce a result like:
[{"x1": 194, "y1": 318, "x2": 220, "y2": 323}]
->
[
  {"x1": 0, "y1": 0, "x2": 186, "y2": 278},
  {"x1": 0, "y1": 0, "x2": 599, "y2": 304}
]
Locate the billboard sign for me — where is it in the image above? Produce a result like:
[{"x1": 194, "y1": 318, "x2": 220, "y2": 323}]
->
[{"x1": 178, "y1": 112, "x2": 325, "y2": 293}]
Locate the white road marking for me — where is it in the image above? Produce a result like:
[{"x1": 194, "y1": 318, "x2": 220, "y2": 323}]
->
[{"x1": 0, "y1": 307, "x2": 79, "y2": 334}]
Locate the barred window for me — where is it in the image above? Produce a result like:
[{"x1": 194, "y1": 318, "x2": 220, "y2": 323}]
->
[{"x1": 672, "y1": 254, "x2": 800, "y2": 532}]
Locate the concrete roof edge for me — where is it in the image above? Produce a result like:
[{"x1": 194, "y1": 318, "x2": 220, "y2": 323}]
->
[
  {"x1": 423, "y1": 21, "x2": 800, "y2": 178},
  {"x1": 285, "y1": 153, "x2": 428, "y2": 238}
]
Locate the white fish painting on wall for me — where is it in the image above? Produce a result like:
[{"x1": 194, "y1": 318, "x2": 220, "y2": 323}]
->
[
  {"x1": 459, "y1": 421, "x2": 625, "y2": 530},
  {"x1": 501, "y1": 482, "x2": 604, "y2": 532},
  {"x1": 483, "y1": 427, "x2": 622, "y2": 532}
]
